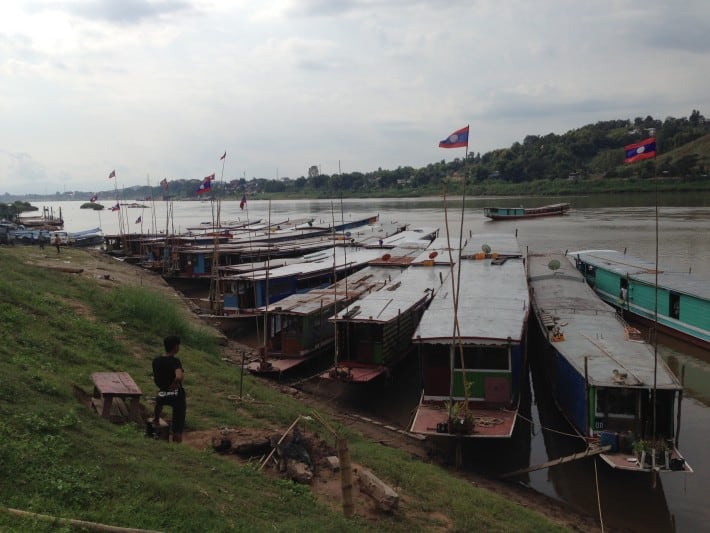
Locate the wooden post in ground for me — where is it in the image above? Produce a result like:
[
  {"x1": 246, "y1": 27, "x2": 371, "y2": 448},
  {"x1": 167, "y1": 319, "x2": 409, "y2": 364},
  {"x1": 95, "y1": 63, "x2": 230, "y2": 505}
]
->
[{"x1": 337, "y1": 437, "x2": 354, "y2": 518}]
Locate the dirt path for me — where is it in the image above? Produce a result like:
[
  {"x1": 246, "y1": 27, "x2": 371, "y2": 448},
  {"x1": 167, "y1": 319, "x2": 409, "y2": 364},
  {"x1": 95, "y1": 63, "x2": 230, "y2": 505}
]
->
[{"x1": 58, "y1": 248, "x2": 602, "y2": 531}]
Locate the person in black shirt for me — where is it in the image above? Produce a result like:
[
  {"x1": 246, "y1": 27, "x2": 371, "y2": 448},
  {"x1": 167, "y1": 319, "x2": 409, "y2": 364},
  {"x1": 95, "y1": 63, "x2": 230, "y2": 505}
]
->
[{"x1": 152, "y1": 335, "x2": 186, "y2": 443}]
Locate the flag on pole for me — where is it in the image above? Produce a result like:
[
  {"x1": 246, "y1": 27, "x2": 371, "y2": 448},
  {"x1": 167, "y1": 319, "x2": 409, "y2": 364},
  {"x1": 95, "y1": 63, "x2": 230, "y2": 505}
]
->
[
  {"x1": 196, "y1": 174, "x2": 214, "y2": 195},
  {"x1": 110, "y1": 202, "x2": 120, "y2": 212},
  {"x1": 220, "y1": 151, "x2": 226, "y2": 160},
  {"x1": 89, "y1": 194, "x2": 98, "y2": 202},
  {"x1": 240, "y1": 193, "x2": 247, "y2": 210},
  {"x1": 624, "y1": 138, "x2": 657, "y2": 163},
  {"x1": 108, "y1": 170, "x2": 116, "y2": 179},
  {"x1": 438, "y1": 125, "x2": 469, "y2": 149},
  {"x1": 135, "y1": 216, "x2": 142, "y2": 224},
  {"x1": 160, "y1": 178, "x2": 169, "y2": 191}
]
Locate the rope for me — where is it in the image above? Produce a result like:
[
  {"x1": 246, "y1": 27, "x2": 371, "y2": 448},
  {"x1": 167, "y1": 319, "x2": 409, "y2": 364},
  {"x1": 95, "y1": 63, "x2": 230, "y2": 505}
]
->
[
  {"x1": 593, "y1": 457, "x2": 605, "y2": 532},
  {"x1": 515, "y1": 411, "x2": 587, "y2": 441},
  {"x1": 474, "y1": 416, "x2": 504, "y2": 427}
]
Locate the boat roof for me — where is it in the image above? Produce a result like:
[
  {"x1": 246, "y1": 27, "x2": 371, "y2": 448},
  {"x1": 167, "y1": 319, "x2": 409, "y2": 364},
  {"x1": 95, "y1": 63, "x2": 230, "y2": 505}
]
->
[
  {"x1": 266, "y1": 266, "x2": 400, "y2": 316},
  {"x1": 331, "y1": 262, "x2": 446, "y2": 324},
  {"x1": 233, "y1": 248, "x2": 383, "y2": 281},
  {"x1": 359, "y1": 226, "x2": 439, "y2": 248},
  {"x1": 570, "y1": 249, "x2": 710, "y2": 301},
  {"x1": 414, "y1": 233, "x2": 529, "y2": 344},
  {"x1": 528, "y1": 251, "x2": 681, "y2": 389}
]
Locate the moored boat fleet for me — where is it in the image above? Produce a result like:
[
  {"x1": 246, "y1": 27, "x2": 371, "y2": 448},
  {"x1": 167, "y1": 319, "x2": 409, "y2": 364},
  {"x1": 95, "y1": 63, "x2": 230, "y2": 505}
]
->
[
  {"x1": 5, "y1": 204, "x2": 700, "y2": 474},
  {"x1": 98, "y1": 210, "x2": 701, "y2": 473}
]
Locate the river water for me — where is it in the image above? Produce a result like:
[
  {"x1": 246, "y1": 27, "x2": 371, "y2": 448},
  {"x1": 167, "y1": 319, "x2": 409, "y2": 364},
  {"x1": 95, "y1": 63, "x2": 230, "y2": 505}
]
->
[{"x1": 29, "y1": 194, "x2": 710, "y2": 532}]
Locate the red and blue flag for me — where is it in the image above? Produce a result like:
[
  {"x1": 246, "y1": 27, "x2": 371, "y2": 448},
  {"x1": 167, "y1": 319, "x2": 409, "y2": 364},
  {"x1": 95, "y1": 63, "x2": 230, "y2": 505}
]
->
[
  {"x1": 240, "y1": 193, "x2": 247, "y2": 210},
  {"x1": 439, "y1": 125, "x2": 469, "y2": 149},
  {"x1": 196, "y1": 174, "x2": 215, "y2": 195},
  {"x1": 110, "y1": 203, "x2": 120, "y2": 212},
  {"x1": 624, "y1": 138, "x2": 656, "y2": 163}
]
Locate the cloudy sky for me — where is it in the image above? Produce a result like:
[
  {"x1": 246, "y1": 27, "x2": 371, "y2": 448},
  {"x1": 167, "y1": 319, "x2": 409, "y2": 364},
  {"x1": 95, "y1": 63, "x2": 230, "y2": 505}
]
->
[{"x1": 1, "y1": 0, "x2": 709, "y2": 194}]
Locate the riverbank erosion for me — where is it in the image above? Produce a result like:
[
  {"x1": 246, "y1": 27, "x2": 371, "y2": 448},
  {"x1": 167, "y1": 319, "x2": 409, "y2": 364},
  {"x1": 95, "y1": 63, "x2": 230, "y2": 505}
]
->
[{"x1": 0, "y1": 245, "x2": 603, "y2": 532}]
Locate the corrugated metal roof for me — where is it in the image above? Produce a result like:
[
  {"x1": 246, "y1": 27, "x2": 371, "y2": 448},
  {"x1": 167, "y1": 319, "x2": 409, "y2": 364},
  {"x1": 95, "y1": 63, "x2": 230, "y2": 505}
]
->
[
  {"x1": 332, "y1": 264, "x2": 446, "y2": 324},
  {"x1": 414, "y1": 234, "x2": 529, "y2": 344},
  {"x1": 571, "y1": 250, "x2": 710, "y2": 300},
  {"x1": 234, "y1": 248, "x2": 383, "y2": 281},
  {"x1": 528, "y1": 252, "x2": 681, "y2": 389},
  {"x1": 265, "y1": 266, "x2": 400, "y2": 316}
]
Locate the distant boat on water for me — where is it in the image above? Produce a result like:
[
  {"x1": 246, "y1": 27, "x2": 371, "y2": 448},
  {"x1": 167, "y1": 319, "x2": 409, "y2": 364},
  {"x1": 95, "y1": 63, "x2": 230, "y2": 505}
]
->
[{"x1": 484, "y1": 202, "x2": 570, "y2": 220}]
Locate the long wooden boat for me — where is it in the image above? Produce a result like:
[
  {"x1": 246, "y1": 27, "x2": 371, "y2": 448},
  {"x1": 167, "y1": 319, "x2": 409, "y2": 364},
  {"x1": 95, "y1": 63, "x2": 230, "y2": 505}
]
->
[
  {"x1": 249, "y1": 230, "x2": 439, "y2": 376},
  {"x1": 483, "y1": 202, "x2": 570, "y2": 220},
  {"x1": 570, "y1": 249, "x2": 710, "y2": 350},
  {"x1": 247, "y1": 266, "x2": 401, "y2": 376},
  {"x1": 321, "y1": 239, "x2": 452, "y2": 383},
  {"x1": 527, "y1": 251, "x2": 691, "y2": 472},
  {"x1": 409, "y1": 233, "x2": 529, "y2": 439}
]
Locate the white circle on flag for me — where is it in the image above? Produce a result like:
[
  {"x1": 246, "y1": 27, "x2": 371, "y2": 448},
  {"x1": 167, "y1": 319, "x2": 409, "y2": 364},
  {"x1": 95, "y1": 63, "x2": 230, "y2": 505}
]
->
[
  {"x1": 637, "y1": 146, "x2": 645, "y2": 154},
  {"x1": 449, "y1": 134, "x2": 459, "y2": 142}
]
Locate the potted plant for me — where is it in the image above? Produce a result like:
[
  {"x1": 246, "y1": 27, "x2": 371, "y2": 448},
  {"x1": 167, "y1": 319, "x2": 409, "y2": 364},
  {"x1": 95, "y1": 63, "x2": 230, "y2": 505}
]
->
[
  {"x1": 632, "y1": 439, "x2": 647, "y2": 467},
  {"x1": 445, "y1": 400, "x2": 475, "y2": 434},
  {"x1": 653, "y1": 439, "x2": 670, "y2": 469}
]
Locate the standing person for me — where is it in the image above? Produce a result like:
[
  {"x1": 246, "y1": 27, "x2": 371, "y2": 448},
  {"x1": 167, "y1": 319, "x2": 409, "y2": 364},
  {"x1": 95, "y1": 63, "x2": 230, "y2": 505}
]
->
[
  {"x1": 38, "y1": 234, "x2": 45, "y2": 250},
  {"x1": 53, "y1": 234, "x2": 61, "y2": 254},
  {"x1": 152, "y1": 335, "x2": 186, "y2": 443}
]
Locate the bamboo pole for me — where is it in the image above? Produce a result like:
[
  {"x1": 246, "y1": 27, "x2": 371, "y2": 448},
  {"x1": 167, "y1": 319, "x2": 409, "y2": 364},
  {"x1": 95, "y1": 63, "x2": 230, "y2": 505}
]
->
[{"x1": 259, "y1": 415, "x2": 303, "y2": 471}]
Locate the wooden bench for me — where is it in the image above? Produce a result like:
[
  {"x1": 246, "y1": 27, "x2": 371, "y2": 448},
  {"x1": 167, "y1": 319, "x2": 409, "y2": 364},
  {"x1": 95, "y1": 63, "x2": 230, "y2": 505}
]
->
[{"x1": 91, "y1": 372, "x2": 142, "y2": 423}]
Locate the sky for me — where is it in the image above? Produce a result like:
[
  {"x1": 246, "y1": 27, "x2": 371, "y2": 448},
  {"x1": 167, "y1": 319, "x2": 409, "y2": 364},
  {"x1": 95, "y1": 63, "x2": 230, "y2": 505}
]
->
[{"x1": 1, "y1": 0, "x2": 709, "y2": 195}]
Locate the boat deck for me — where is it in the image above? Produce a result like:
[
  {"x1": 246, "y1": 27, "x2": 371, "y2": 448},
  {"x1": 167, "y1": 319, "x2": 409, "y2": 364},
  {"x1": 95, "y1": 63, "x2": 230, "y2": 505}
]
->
[
  {"x1": 410, "y1": 400, "x2": 518, "y2": 438},
  {"x1": 247, "y1": 357, "x2": 313, "y2": 375},
  {"x1": 599, "y1": 448, "x2": 693, "y2": 473},
  {"x1": 319, "y1": 364, "x2": 388, "y2": 383}
]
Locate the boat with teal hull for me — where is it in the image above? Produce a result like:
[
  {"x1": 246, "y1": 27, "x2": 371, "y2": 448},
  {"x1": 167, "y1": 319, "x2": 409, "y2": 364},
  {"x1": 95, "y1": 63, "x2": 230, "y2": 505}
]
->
[{"x1": 570, "y1": 250, "x2": 710, "y2": 350}]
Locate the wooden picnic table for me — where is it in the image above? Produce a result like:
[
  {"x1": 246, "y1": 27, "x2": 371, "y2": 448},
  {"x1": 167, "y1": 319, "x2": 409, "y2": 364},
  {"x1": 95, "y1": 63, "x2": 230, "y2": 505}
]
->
[{"x1": 91, "y1": 371, "x2": 142, "y2": 422}]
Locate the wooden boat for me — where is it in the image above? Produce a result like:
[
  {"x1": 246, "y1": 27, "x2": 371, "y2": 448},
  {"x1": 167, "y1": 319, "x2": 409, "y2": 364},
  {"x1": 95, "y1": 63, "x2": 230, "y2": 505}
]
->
[
  {"x1": 570, "y1": 249, "x2": 710, "y2": 350},
  {"x1": 409, "y1": 233, "x2": 529, "y2": 439},
  {"x1": 321, "y1": 240, "x2": 452, "y2": 383},
  {"x1": 247, "y1": 267, "x2": 400, "y2": 376},
  {"x1": 220, "y1": 247, "x2": 384, "y2": 317},
  {"x1": 527, "y1": 251, "x2": 691, "y2": 472},
  {"x1": 249, "y1": 229, "x2": 439, "y2": 376},
  {"x1": 483, "y1": 202, "x2": 570, "y2": 220}
]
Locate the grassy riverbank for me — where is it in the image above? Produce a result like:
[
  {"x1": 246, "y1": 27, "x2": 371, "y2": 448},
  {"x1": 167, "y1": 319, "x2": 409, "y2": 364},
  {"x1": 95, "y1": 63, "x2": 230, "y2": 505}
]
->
[{"x1": 0, "y1": 246, "x2": 579, "y2": 532}]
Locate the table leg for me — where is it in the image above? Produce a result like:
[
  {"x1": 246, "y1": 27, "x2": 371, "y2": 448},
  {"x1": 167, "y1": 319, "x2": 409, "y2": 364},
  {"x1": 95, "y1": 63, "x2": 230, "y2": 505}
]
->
[
  {"x1": 101, "y1": 395, "x2": 113, "y2": 419},
  {"x1": 129, "y1": 396, "x2": 141, "y2": 420}
]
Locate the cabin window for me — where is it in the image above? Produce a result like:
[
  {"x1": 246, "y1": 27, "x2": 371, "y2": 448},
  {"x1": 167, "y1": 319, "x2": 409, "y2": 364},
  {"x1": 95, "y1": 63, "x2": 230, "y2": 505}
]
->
[
  {"x1": 669, "y1": 292, "x2": 680, "y2": 319},
  {"x1": 595, "y1": 388, "x2": 637, "y2": 430},
  {"x1": 453, "y1": 346, "x2": 509, "y2": 371}
]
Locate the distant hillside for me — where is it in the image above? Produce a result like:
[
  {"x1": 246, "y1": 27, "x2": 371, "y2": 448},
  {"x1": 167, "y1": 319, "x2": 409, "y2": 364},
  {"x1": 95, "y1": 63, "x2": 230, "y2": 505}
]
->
[{"x1": 6, "y1": 110, "x2": 709, "y2": 202}]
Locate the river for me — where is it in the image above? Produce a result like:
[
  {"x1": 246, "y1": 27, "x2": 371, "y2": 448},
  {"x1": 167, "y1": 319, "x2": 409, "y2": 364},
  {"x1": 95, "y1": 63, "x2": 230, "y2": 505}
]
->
[{"x1": 26, "y1": 193, "x2": 710, "y2": 532}]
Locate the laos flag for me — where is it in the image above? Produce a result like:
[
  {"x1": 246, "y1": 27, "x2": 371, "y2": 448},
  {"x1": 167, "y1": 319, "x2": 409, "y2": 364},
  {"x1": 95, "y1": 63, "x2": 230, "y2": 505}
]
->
[
  {"x1": 196, "y1": 173, "x2": 215, "y2": 195},
  {"x1": 439, "y1": 125, "x2": 469, "y2": 149},
  {"x1": 624, "y1": 138, "x2": 656, "y2": 163}
]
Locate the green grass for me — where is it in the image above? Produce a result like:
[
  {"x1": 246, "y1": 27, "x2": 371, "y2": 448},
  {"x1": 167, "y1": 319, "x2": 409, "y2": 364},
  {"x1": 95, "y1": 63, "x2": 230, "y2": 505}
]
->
[{"x1": 0, "y1": 246, "x2": 569, "y2": 532}]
